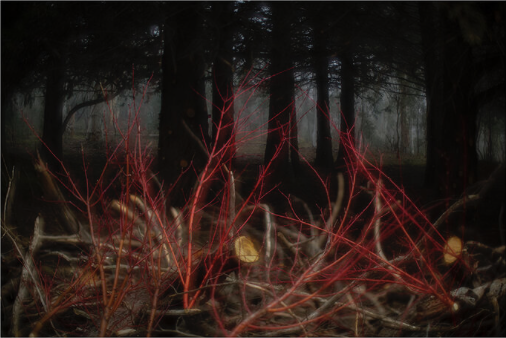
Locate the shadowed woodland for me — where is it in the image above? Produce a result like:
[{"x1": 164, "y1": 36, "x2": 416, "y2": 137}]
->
[{"x1": 1, "y1": 2, "x2": 506, "y2": 337}]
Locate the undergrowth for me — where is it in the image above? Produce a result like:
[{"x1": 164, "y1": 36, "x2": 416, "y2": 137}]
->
[{"x1": 2, "y1": 70, "x2": 505, "y2": 337}]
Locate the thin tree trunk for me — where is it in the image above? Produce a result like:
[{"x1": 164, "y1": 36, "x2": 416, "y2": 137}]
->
[
  {"x1": 41, "y1": 53, "x2": 65, "y2": 170},
  {"x1": 86, "y1": 104, "x2": 102, "y2": 144},
  {"x1": 399, "y1": 75, "x2": 409, "y2": 155},
  {"x1": 61, "y1": 92, "x2": 120, "y2": 136},
  {"x1": 336, "y1": 50, "x2": 355, "y2": 170},
  {"x1": 290, "y1": 103, "x2": 300, "y2": 174},
  {"x1": 314, "y1": 22, "x2": 333, "y2": 170},
  {"x1": 212, "y1": 2, "x2": 236, "y2": 167},
  {"x1": 395, "y1": 94, "x2": 401, "y2": 158}
]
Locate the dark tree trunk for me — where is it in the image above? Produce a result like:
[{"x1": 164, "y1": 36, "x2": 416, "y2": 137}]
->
[
  {"x1": 1, "y1": 90, "x2": 13, "y2": 161},
  {"x1": 420, "y1": 3, "x2": 478, "y2": 198},
  {"x1": 393, "y1": 79, "x2": 409, "y2": 158},
  {"x1": 212, "y1": 2, "x2": 236, "y2": 167},
  {"x1": 264, "y1": 3, "x2": 295, "y2": 187},
  {"x1": 158, "y1": 4, "x2": 209, "y2": 207},
  {"x1": 41, "y1": 54, "x2": 65, "y2": 170},
  {"x1": 483, "y1": 113, "x2": 494, "y2": 161},
  {"x1": 394, "y1": 94, "x2": 401, "y2": 158},
  {"x1": 335, "y1": 50, "x2": 355, "y2": 170},
  {"x1": 290, "y1": 101, "x2": 300, "y2": 174},
  {"x1": 419, "y1": 2, "x2": 445, "y2": 192},
  {"x1": 61, "y1": 93, "x2": 120, "y2": 135},
  {"x1": 399, "y1": 75, "x2": 410, "y2": 155},
  {"x1": 440, "y1": 15, "x2": 478, "y2": 196},
  {"x1": 314, "y1": 21, "x2": 333, "y2": 171}
]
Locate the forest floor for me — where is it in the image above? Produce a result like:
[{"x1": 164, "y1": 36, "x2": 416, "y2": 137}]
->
[
  {"x1": 5, "y1": 132, "x2": 500, "y2": 194},
  {"x1": 3, "y1": 135, "x2": 501, "y2": 232}
]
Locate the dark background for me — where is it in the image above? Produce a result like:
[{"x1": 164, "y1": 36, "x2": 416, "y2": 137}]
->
[{"x1": 2, "y1": 1, "x2": 505, "y2": 203}]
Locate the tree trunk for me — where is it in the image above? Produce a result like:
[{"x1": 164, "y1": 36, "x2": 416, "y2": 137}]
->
[
  {"x1": 290, "y1": 101, "x2": 300, "y2": 174},
  {"x1": 104, "y1": 94, "x2": 118, "y2": 139},
  {"x1": 482, "y1": 111, "x2": 495, "y2": 161},
  {"x1": 420, "y1": 3, "x2": 479, "y2": 198},
  {"x1": 440, "y1": 15, "x2": 478, "y2": 196},
  {"x1": 395, "y1": 94, "x2": 401, "y2": 158},
  {"x1": 61, "y1": 92, "x2": 121, "y2": 135},
  {"x1": 419, "y1": 2, "x2": 445, "y2": 192},
  {"x1": 314, "y1": 21, "x2": 333, "y2": 171},
  {"x1": 86, "y1": 104, "x2": 102, "y2": 145},
  {"x1": 1, "y1": 90, "x2": 14, "y2": 161},
  {"x1": 158, "y1": 4, "x2": 209, "y2": 207},
  {"x1": 335, "y1": 50, "x2": 355, "y2": 170},
  {"x1": 212, "y1": 2, "x2": 236, "y2": 167},
  {"x1": 41, "y1": 53, "x2": 65, "y2": 170},
  {"x1": 399, "y1": 75, "x2": 410, "y2": 155},
  {"x1": 264, "y1": 3, "x2": 295, "y2": 188}
]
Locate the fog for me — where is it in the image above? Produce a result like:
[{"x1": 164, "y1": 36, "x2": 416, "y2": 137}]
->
[{"x1": 5, "y1": 79, "x2": 504, "y2": 163}]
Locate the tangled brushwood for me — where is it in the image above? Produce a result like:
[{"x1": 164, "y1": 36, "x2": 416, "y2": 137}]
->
[{"x1": 2, "y1": 80, "x2": 506, "y2": 337}]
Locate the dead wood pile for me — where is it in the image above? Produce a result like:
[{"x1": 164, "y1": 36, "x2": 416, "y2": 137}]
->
[{"x1": 2, "y1": 157, "x2": 505, "y2": 337}]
